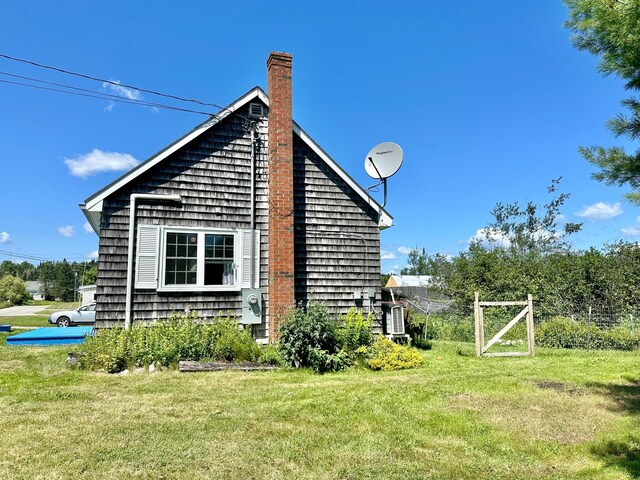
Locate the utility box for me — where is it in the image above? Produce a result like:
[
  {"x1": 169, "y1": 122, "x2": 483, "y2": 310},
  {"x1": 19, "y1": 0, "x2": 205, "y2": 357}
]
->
[{"x1": 241, "y1": 288, "x2": 263, "y2": 325}]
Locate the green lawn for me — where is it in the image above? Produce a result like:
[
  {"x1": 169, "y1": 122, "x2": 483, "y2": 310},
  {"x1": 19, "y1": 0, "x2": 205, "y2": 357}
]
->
[
  {"x1": 0, "y1": 315, "x2": 49, "y2": 328},
  {"x1": 0, "y1": 340, "x2": 638, "y2": 479},
  {"x1": 0, "y1": 302, "x2": 79, "y2": 329}
]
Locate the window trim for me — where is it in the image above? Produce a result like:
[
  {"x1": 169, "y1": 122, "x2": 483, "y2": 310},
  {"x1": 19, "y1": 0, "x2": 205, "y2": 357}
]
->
[{"x1": 157, "y1": 226, "x2": 242, "y2": 292}]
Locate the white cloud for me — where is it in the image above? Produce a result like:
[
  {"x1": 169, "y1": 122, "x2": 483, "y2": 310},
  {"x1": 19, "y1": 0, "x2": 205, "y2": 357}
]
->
[
  {"x1": 381, "y1": 250, "x2": 397, "y2": 261},
  {"x1": 576, "y1": 202, "x2": 623, "y2": 221},
  {"x1": 87, "y1": 249, "x2": 99, "y2": 260},
  {"x1": 397, "y1": 246, "x2": 412, "y2": 255},
  {"x1": 622, "y1": 217, "x2": 640, "y2": 236},
  {"x1": 621, "y1": 226, "x2": 640, "y2": 236},
  {"x1": 64, "y1": 149, "x2": 138, "y2": 178},
  {"x1": 83, "y1": 222, "x2": 94, "y2": 233},
  {"x1": 57, "y1": 225, "x2": 75, "y2": 237},
  {"x1": 102, "y1": 80, "x2": 158, "y2": 113},
  {"x1": 103, "y1": 81, "x2": 141, "y2": 101},
  {"x1": 0, "y1": 232, "x2": 10, "y2": 244},
  {"x1": 468, "y1": 228, "x2": 512, "y2": 249}
]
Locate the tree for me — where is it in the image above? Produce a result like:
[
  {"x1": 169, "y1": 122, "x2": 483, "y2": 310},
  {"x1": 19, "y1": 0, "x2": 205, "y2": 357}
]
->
[
  {"x1": 485, "y1": 178, "x2": 582, "y2": 253},
  {"x1": 37, "y1": 261, "x2": 56, "y2": 300},
  {"x1": 53, "y1": 260, "x2": 75, "y2": 302},
  {"x1": 565, "y1": 0, "x2": 640, "y2": 204},
  {"x1": 401, "y1": 248, "x2": 429, "y2": 275},
  {"x1": 0, "y1": 274, "x2": 30, "y2": 305}
]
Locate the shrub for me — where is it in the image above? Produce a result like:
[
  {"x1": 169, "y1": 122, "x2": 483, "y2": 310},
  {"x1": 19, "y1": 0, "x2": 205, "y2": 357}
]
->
[
  {"x1": 0, "y1": 274, "x2": 30, "y2": 305},
  {"x1": 427, "y1": 314, "x2": 475, "y2": 342},
  {"x1": 277, "y1": 302, "x2": 347, "y2": 373},
  {"x1": 258, "y1": 344, "x2": 285, "y2": 366},
  {"x1": 79, "y1": 312, "x2": 261, "y2": 372},
  {"x1": 336, "y1": 307, "x2": 374, "y2": 353},
  {"x1": 308, "y1": 348, "x2": 352, "y2": 374},
  {"x1": 537, "y1": 317, "x2": 640, "y2": 351},
  {"x1": 366, "y1": 336, "x2": 424, "y2": 371}
]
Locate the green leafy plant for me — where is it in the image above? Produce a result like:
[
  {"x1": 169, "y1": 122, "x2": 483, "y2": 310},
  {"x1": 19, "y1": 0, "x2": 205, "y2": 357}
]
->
[
  {"x1": 277, "y1": 302, "x2": 349, "y2": 373},
  {"x1": 79, "y1": 311, "x2": 261, "y2": 372},
  {"x1": 537, "y1": 316, "x2": 640, "y2": 351},
  {"x1": 336, "y1": 307, "x2": 374, "y2": 353},
  {"x1": 366, "y1": 336, "x2": 424, "y2": 371}
]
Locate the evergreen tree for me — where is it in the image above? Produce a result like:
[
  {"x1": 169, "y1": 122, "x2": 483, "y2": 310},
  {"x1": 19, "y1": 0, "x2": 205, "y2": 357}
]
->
[{"x1": 565, "y1": 0, "x2": 640, "y2": 204}]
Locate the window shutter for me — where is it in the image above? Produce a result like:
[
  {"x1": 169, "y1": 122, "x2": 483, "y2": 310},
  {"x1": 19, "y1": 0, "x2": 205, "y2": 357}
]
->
[
  {"x1": 135, "y1": 224, "x2": 159, "y2": 289},
  {"x1": 241, "y1": 229, "x2": 260, "y2": 289}
]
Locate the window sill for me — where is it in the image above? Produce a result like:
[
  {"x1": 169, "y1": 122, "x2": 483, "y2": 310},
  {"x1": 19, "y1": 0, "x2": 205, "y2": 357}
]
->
[{"x1": 156, "y1": 285, "x2": 241, "y2": 293}]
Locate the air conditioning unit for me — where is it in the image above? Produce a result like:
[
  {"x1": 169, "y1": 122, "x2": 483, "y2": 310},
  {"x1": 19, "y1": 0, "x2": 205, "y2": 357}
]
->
[{"x1": 388, "y1": 304, "x2": 405, "y2": 335}]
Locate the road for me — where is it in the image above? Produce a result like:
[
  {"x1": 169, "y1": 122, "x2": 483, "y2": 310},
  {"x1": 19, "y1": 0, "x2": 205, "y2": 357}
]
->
[{"x1": 0, "y1": 305, "x2": 48, "y2": 317}]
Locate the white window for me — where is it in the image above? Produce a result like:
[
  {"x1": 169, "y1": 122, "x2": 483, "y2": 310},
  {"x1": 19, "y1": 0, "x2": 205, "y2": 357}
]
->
[{"x1": 135, "y1": 225, "x2": 259, "y2": 292}]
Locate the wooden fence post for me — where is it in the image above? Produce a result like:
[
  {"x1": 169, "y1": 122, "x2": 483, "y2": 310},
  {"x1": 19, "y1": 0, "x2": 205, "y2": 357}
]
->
[
  {"x1": 474, "y1": 292, "x2": 481, "y2": 357},
  {"x1": 526, "y1": 294, "x2": 535, "y2": 356}
]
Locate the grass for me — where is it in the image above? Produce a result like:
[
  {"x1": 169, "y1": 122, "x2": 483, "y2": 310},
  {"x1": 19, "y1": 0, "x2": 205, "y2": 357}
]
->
[
  {"x1": 0, "y1": 301, "x2": 79, "y2": 329},
  {"x1": 0, "y1": 316, "x2": 49, "y2": 328},
  {"x1": 0, "y1": 340, "x2": 638, "y2": 479}
]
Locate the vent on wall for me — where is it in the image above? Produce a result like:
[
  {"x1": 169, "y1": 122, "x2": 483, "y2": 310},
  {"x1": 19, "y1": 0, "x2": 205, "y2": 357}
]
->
[{"x1": 249, "y1": 102, "x2": 264, "y2": 118}]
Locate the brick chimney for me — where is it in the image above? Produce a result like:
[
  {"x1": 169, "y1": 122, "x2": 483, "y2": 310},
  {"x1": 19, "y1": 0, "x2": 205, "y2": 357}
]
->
[{"x1": 267, "y1": 51, "x2": 295, "y2": 340}]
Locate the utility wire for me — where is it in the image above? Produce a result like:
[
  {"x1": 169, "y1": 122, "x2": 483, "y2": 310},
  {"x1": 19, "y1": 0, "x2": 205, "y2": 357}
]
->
[
  {"x1": 0, "y1": 71, "x2": 216, "y2": 114},
  {"x1": 0, "y1": 53, "x2": 251, "y2": 120},
  {"x1": 0, "y1": 249, "x2": 96, "y2": 263},
  {"x1": 0, "y1": 249, "x2": 55, "y2": 263},
  {"x1": 0, "y1": 77, "x2": 215, "y2": 116}
]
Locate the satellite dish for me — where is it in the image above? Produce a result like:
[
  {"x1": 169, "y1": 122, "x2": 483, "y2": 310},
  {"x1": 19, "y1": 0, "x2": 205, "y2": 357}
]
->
[{"x1": 365, "y1": 142, "x2": 403, "y2": 179}]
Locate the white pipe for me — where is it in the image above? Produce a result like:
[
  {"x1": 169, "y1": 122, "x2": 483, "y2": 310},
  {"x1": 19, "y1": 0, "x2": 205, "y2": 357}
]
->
[
  {"x1": 125, "y1": 193, "x2": 182, "y2": 329},
  {"x1": 250, "y1": 126, "x2": 257, "y2": 288}
]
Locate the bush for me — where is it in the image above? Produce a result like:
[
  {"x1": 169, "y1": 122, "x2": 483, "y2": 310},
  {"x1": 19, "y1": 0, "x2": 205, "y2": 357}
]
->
[
  {"x1": 277, "y1": 303, "x2": 347, "y2": 373},
  {"x1": 258, "y1": 344, "x2": 285, "y2": 366},
  {"x1": 336, "y1": 307, "x2": 374, "y2": 353},
  {"x1": 427, "y1": 314, "x2": 475, "y2": 342},
  {"x1": 537, "y1": 317, "x2": 640, "y2": 351},
  {"x1": 0, "y1": 274, "x2": 30, "y2": 305},
  {"x1": 79, "y1": 312, "x2": 261, "y2": 372},
  {"x1": 366, "y1": 336, "x2": 424, "y2": 371}
]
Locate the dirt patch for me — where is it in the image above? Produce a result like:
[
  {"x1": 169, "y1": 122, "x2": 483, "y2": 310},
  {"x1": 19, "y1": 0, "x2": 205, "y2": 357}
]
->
[{"x1": 534, "y1": 380, "x2": 588, "y2": 396}]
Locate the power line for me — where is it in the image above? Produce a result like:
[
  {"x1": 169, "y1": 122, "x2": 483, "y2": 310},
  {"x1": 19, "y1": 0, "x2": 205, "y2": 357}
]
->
[
  {"x1": 0, "y1": 71, "x2": 217, "y2": 114},
  {"x1": 0, "y1": 76, "x2": 215, "y2": 116},
  {"x1": 0, "y1": 52, "x2": 251, "y2": 120},
  {"x1": 0, "y1": 248, "x2": 96, "y2": 263}
]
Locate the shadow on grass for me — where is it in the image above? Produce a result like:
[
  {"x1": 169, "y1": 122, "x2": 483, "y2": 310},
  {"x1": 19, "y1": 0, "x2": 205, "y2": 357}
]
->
[
  {"x1": 587, "y1": 379, "x2": 640, "y2": 414},
  {"x1": 591, "y1": 436, "x2": 640, "y2": 479},
  {"x1": 587, "y1": 378, "x2": 640, "y2": 478}
]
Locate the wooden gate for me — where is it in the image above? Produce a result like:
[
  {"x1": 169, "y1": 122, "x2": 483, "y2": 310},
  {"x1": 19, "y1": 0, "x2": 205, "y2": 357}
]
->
[{"x1": 474, "y1": 292, "x2": 535, "y2": 357}]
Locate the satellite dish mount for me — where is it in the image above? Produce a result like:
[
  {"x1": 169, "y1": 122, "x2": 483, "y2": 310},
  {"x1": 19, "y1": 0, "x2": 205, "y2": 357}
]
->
[{"x1": 364, "y1": 142, "x2": 403, "y2": 208}]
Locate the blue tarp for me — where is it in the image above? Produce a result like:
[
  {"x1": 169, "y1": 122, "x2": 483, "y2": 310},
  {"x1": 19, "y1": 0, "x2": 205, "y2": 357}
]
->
[{"x1": 6, "y1": 327, "x2": 93, "y2": 346}]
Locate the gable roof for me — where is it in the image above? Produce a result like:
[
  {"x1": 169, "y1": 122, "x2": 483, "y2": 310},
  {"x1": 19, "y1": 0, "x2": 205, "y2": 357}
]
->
[{"x1": 81, "y1": 87, "x2": 393, "y2": 232}]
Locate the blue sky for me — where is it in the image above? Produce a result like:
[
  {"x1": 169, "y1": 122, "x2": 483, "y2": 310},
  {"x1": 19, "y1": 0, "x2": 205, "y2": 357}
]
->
[{"x1": 0, "y1": 1, "x2": 638, "y2": 273}]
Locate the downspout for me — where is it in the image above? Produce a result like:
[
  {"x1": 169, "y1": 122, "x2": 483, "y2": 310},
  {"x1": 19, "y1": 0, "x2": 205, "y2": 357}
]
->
[
  {"x1": 250, "y1": 124, "x2": 257, "y2": 287},
  {"x1": 125, "y1": 193, "x2": 182, "y2": 329}
]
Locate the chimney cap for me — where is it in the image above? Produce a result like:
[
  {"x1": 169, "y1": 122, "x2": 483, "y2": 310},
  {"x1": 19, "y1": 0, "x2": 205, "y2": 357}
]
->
[{"x1": 267, "y1": 51, "x2": 293, "y2": 68}]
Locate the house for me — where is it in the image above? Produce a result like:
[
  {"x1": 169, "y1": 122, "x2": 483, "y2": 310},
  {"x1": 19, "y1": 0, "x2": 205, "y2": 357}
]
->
[
  {"x1": 81, "y1": 52, "x2": 393, "y2": 341},
  {"x1": 78, "y1": 284, "x2": 97, "y2": 305},
  {"x1": 25, "y1": 281, "x2": 43, "y2": 301},
  {"x1": 385, "y1": 275, "x2": 433, "y2": 288}
]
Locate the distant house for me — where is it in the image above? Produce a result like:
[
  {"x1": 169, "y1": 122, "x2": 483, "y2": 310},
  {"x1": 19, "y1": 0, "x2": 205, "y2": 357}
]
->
[
  {"x1": 25, "y1": 281, "x2": 43, "y2": 301},
  {"x1": 385, "y1": 275, "x2": 433, "y2": 288},
  {"x1": 78, "y1": 285, "x2": 97, "y2": 305},
  {"x1": 81, "y1": 52, "x2": 393, "y2": 341}
]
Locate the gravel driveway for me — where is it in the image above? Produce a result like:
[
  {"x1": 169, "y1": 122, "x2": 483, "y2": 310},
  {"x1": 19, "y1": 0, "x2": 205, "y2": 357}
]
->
[{"x1": 0, "y1": 305, "x2": 48, "y2": 317}]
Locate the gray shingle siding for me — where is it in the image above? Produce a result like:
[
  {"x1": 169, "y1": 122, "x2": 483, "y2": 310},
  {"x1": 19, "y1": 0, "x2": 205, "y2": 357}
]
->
[{"x1": 94, "y1": 103, "x2": 382, "y2": 333}]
